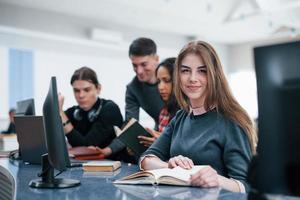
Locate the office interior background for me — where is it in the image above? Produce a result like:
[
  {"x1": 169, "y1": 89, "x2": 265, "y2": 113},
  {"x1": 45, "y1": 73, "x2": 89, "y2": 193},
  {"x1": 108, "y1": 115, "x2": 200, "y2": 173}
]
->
[{"x1": 1, "y1": 0, "x2": 300, "y2": 130}]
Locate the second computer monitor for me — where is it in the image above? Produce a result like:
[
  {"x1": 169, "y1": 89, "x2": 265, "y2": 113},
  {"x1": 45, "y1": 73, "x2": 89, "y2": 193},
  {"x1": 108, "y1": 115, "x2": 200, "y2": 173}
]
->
[
  {"x1": 16, "y1": 98, "x2": 35, "y2": 116},
  {"x1": 252, "y1": 40, "x2": 300, "y2": 196}
]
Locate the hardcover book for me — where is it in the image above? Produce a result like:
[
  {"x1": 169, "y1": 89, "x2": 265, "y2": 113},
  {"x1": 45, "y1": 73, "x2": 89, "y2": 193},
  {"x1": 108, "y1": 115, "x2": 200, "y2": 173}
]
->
[
  {"x1": 68, "y1": 146, "x2": 105, "y2": 160},
  {"x1": 82, "y1": 160, "x2": 121, "y2": 172},
  {"x1": 83, "y1": 168, "x2": 121, "y2": 177},
  {"x1": 114, "y1": 118, "x2": 152, "y2": 156}
]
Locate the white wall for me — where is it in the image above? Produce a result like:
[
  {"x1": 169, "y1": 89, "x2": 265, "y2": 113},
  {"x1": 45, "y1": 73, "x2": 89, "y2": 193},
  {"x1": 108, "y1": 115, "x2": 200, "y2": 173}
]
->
[
  {"x1": 226, "y1": 43, "x2": 258, "y2": 119},
  {"x1": 211, "y1": 42, "x2": 230, "y2": 73},
  {"x1": 0, "y1": 46, "x2": 8, "y2": 116},
  {"x1": 227, "y1": 44, "x2": 254, "y2": 73},
  {"x1": 0, "y1": 46, "x2": 9, "y2": 130},
  {"x1": 34, "y1": 50, "x2": 134, "y2": 116}
]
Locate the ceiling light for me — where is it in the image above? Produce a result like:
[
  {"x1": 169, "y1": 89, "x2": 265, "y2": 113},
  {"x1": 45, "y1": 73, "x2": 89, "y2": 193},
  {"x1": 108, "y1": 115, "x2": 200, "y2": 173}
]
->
[{"x1": 89, "y1": 28, "x2": 123, "y2": 44}]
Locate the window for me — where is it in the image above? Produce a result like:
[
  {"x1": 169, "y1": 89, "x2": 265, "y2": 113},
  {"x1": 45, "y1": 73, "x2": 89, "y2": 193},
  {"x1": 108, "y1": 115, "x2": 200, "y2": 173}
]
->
[
  {"x1": 228, "y1": 71, "x2": 258, "y2": 119},
  {"x1": 9, "y1": 49, "x2": 34, "y2": 108}
]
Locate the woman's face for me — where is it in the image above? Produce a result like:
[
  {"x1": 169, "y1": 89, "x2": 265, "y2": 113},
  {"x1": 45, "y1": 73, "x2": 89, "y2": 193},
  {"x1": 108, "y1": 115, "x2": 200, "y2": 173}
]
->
[
  {"x1": 157, "y1": 66, "x2": 172, "y2": 102},
  {"x1": 72, "y1": 80, "x2": 100, "y2": 111},
  {"x1": 180, "y1": 53, "x2": 208, "y2": 108}
]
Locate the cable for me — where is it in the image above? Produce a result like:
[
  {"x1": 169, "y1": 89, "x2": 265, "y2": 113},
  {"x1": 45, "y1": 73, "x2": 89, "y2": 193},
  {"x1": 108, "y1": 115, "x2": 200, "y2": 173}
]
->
[
  {"x1": 37, "y1": 166, "x2": 51, "y2": 177},
  {"x1": 8, "y1": 149, "x2": 21, "y2": 161},
  {"x1": 54, "y1": 170, "x2": 63, "y2": 177}
]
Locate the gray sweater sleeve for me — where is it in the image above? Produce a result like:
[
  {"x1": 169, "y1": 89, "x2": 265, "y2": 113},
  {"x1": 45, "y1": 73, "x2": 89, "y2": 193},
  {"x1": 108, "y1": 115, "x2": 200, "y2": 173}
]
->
[
  {"x1": 142, "y1": 117, "x2": 175, "y2": 161},
  {"x1": 108, "y1": 138, "x2": 126, "y2": 154},
  {"x1": 125, "y1": 85, "x2": 140, "y2": 121},
  {"x1": 223, "y1": 121, "x2": 252, "y2": 192}
]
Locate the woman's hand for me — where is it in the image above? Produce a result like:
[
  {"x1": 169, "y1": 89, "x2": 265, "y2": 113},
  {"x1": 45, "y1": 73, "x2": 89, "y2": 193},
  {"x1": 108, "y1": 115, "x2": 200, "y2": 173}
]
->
[
  {"x1": 138, "y1": 128, "x2": 162, "y2": 147},
  {"x1": 168, "y1": 155, "x2": 194, "y2": 169},
  {"x1": 189, "y1": 166, "x2": 220, "y2": 188}
]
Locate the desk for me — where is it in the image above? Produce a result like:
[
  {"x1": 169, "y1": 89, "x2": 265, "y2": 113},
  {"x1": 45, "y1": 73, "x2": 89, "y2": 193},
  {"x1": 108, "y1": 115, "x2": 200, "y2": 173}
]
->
[{"x1": 0, "y1": 159, "x2": 250, "y2": 200}]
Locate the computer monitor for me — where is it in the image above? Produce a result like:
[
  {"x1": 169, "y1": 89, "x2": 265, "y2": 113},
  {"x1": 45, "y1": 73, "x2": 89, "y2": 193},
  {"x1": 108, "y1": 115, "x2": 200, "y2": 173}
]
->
[
  {"x1": 29, "y1": 77, "x2": 80, "y2": 188},
  {"x1": 16, "y1": 98, "x2": 35, "y2": 116},
  {"x1": 249, "y1": 41, "x2": 300, "y2": 196}
]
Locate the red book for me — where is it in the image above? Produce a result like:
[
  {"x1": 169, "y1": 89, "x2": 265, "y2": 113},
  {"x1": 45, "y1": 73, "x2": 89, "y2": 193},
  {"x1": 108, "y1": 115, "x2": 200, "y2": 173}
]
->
[{"x1": 68, "y1": 146, "x2": 105, "y2": 160}]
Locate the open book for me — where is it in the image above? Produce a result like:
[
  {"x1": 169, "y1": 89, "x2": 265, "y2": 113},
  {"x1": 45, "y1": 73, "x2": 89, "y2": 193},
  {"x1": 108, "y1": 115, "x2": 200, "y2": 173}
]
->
[
  {"x1": 114, "y1": 118, "x2": 152, "y2": 156},
  {"x1": 114, "y1": 165, "x2": 207, "y2": 186}
]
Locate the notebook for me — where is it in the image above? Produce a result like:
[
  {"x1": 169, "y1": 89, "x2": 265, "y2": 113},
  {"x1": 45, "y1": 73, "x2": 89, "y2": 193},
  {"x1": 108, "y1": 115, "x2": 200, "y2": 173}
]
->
[{"x1": 14, "y1": 116, "x2": 47, "y2": 164}]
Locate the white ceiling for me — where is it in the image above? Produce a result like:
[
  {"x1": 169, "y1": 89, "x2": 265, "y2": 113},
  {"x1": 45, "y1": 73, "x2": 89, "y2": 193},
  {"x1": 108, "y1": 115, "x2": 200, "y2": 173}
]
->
[{"x1": 0, "y1": 0, "x2": 300, "y2": 44}]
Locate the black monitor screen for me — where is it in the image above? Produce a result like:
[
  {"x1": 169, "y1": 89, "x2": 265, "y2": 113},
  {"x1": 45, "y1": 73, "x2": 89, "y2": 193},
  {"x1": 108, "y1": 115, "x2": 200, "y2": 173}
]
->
[
  {"x1": 29, "y1": 77, "x2": 79, "y2": 188},
  {"x1": 43, "y1": 77, "x2": 70, "y2": 171},
  {"x1": 253, "y1": 40, "x2": 300, "y2": 195},
  {"x1": 16, "y1": 98, "x2": 35, "y2": 116}
]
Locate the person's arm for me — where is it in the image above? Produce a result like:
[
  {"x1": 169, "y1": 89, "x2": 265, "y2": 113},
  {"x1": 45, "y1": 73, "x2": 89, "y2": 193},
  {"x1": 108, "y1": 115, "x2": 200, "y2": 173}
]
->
[
  {"x1": 66, "y1": 101, "x2": 123, "y2": 148},
  {"x1": 66, "y1": 121, "x2": 115, "y2": 147},
  {"x1": 189, "y1": 122, "x2": 252, "y2": 193},
  {"x1": 139, "y1": 117, "x2": 176, "y2": 170},
  {"x1": 187, "y1": 166, "x2": 241, "y2": 192},
  {"x1": 141, "y1": 155, "x2": 241, "y2": 192},
  {"x1": 221, "y1": 122, "x2": 253, "y2": 192},
  {"x1": 141, "y1": 155, "x2": 168, "y2": 170},
  {"x1": 125, "y1": 85, "x2": 140, "y2": 121},
  {"x1": 103, "y1": 137, "x2": 126, "y2": 157},
  {"x1": 61, "y1": 111, "x2": 73, "y2": 134},
  {"x1": 58, "y1": 93, "x2": 74, "y2": 134}
]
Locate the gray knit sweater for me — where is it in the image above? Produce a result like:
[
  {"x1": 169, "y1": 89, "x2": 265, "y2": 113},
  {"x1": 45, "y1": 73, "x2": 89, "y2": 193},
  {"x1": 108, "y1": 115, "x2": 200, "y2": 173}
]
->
[{"x1": 125, "y1": 76, "x2": 164, "y2": 127}]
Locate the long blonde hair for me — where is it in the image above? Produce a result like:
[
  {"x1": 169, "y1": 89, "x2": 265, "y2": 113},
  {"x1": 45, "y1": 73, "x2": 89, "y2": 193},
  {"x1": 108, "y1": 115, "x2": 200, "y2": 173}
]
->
[{"x1": 174, "y1": 41, "x2": 257, "y2": 153}]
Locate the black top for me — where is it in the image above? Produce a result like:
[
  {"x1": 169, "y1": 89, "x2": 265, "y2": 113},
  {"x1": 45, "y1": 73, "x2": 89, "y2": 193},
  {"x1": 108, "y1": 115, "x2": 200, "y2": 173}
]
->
[
  {"x1": 144, "y1": 109, "x2": 252, "y2": 191},
  {"x1": 65, "y1": 98, "x2": 123, "y2": 148},
  {"x1": 125, "y1": 76, "x2": 164, "y2": 128},
  {"x1": 1, "y1": 122, "x2": 16, "y2": 134}
]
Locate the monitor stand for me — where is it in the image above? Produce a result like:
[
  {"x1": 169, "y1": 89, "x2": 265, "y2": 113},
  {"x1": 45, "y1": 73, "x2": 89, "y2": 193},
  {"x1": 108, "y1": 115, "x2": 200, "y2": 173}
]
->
[{"x1": 29, "y1": 154, "x2": 80, "y2": 188}]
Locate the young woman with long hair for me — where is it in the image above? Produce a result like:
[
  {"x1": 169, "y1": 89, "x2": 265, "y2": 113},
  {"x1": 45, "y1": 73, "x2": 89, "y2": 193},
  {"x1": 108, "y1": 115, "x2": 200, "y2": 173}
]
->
[{"x1": 140, "y1": 41, "x2": 257, "y2": 193}]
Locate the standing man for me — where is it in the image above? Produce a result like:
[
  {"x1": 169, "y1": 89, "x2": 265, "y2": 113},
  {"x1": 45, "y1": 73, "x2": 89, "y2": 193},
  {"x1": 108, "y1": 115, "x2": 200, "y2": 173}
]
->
[
  {"x1": 126, "y1": 37, "x2": 164, "y2": 128},
  {"x1": 90, "y1": 38, "x2": 165, "y2": 162}
]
